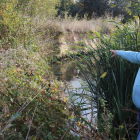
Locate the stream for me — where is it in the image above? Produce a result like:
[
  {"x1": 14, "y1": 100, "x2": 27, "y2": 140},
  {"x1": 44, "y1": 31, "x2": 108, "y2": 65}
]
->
[{"x1": 51, "y1": 60, "x2": 97, "y2": 124}]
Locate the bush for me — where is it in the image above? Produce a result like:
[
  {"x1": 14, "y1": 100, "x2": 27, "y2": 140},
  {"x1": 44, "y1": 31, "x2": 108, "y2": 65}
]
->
[
  {"x1": 0, "y1": 0, "x2": 60, "y2": 49},
  {"x1": 0, "y1": 1, "x2": 78, "y2": 139},
  {"x1": 0, "y1": 47, "x2": 75, "y2": 139}
]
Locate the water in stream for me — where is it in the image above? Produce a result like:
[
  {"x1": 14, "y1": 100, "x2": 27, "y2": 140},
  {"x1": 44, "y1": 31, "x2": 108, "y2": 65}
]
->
[{"x1": 51, "y1": 60, "x2": 97, "y2": 123}]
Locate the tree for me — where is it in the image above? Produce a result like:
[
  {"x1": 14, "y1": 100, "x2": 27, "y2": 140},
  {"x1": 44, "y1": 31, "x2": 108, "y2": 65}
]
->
[
  {"x1": 56, "y1": 0, "x2": 73, "y2": 17},
  {"x1": 77, "y1": 0, "x2": 110, "y2": 19}
]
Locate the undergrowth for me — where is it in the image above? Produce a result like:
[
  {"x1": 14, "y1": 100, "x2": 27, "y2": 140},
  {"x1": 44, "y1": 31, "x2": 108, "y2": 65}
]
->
[{"x1": 0, "y1": 0, "x2": 136, "y2": 139}]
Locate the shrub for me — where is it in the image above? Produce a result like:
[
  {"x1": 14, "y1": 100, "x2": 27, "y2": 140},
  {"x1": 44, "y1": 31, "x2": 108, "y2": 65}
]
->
[{"x1": 0, "y1": 47, "x2": 75, "y2": 139}]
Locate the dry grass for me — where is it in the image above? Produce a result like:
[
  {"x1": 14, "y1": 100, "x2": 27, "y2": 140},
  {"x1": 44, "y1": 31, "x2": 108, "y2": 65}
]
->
[
  {"x1": 33, "y1": 14, "x2": 122, "y2": 34},
  {"x1": 56, "y1": 16, "x2": 122, "y2": 33},
  {"x1": 31, "y1": 15, "x2": 123, "y2": 57}
]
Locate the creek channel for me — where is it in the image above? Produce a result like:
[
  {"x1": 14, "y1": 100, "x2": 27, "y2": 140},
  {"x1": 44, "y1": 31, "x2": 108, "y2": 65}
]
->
[{"x1": 51, "y1": 59, "x2": 97, "y2": 131}]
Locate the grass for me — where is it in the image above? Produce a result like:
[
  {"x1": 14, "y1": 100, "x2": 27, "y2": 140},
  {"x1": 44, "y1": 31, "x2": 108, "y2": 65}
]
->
[
  {"x1": 57, "y1": 17, "x2": 116, "y2": 33},
  {"x1": 1, "y1": 0, "x2": 137, "y2": 139},
  {"x1": 33, "y1": 15, "x2": 120, "y2": 57},
  {"x1": 72, "y1": 19, "x2": 140, "y2": 139}
]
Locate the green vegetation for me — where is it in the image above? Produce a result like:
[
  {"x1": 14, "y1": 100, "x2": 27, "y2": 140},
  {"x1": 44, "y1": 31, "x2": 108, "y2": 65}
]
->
[
  {"x1": 0, "y1": 0, "x2": 76, "y2": 139},
  {"x1": 74, "y1": 19, "x2": 140, "y2": 139},
  {"x1": 0, "y1": 47, "x2": 73, "y2": 139},
  {"x1": 1, "y1": 0, "x2": 140, "y2": 139}
]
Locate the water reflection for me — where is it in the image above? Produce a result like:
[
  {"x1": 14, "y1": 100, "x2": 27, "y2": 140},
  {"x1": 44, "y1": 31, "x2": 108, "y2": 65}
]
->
[
  {"x1": 51, "y1": 60, "x2": 97, "y2": 122},
  {"x1": 51, "y1": 60, "x2": 82, "y2": 81},
  {"x1": 68, "y1": 77, "x2": 97, "y2": 121},
  {"x1": 51, "y1": 60, "x2": 97, "y2": 137}
]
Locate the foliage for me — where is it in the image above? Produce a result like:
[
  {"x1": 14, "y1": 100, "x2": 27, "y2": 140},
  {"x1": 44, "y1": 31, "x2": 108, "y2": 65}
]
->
[
  {"x1": 56, "y1": 0, "x2": 72, "y2": 17},
  {"x1": 0, "y1": 47, "x2": 76, "y2": 139},
  {"x1": 106, "y1": 0, "x2": 127, "y2": 20},
  {"x1": 0, "y1": 0, "x2": 25, "y2": 47},
  {"x1": 1, "y1": 0, "x2": 140, "y2": 139},
  {"x1": 57, "y1": 0, "x2": 128, "y2": 19},
  {"x1": 109, "y1": 0, "x2": 140, "y2": 22},
  {"x1": 74, "y1": 20, "x2": 140, "y2": 139},
  {"x1": 0, "y1": 0, "x2": 60, "y2": 49},
  {"x1": 56, "y1": 0, "x2": 83, "y2": 19},
  {"x1": 80, "y1": 0, "x2": 110, "y2": 18},
  {"x1": 56, "y1": 0, "x2": 140, "y2": 21},
  {"x1": 98, "y1": 99, "x2": 114, "y2": 139},
  {"x1": 0, "y1": 0, "x2": 81, "y2": 139},
  {"x1": 63, "y1": 77, "x2": 116, "y2": 140},
  {"x1": 25, "y1": 0, "x2": 60, "y2": 18}
]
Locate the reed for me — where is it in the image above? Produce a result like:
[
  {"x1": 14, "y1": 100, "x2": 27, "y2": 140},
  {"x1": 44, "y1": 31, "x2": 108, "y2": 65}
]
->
[{"x1": 75, "y1": 20, "x2": 140, "y2": 139}]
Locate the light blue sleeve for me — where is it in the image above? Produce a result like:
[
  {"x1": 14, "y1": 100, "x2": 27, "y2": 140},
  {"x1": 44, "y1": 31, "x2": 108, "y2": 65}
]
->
[{"x1": 117, "y1": 50, "x2": 140, "y2": 64}]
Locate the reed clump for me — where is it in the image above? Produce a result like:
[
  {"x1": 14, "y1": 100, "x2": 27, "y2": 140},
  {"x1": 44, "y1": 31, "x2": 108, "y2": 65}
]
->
[{"x1": 75, "y1": 19, "x2": 140, "y2": 139}]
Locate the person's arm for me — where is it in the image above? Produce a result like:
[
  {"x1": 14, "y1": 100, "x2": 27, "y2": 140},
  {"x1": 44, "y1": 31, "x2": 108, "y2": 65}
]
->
[{"x1": 111, "y1": 50, "x2": 140, "y2": 64}]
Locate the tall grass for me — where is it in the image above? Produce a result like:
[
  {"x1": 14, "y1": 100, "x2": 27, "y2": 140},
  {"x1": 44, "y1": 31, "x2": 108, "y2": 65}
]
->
[
  {"x1": 75, "y1": 20, "x2": 140, "y2": 139},
  {"x1": 57, "y1": 15, "x2": 120, "y2": 33}
]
